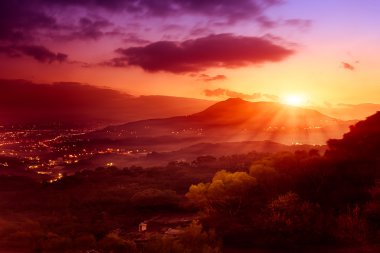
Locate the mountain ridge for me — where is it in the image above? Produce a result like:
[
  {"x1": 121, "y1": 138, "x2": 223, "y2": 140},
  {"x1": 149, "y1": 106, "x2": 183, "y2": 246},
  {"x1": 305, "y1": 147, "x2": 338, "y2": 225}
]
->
[
  {"x1": 0, "y1": 79, "x2": 214, "y2": 127},
  {"x1": 95, "y1": 98, "x2": 352, "y2": 145}
]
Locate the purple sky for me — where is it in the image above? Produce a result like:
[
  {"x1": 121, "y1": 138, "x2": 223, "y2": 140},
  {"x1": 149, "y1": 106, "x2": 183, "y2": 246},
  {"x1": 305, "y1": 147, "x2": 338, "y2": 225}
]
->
[{"x1": 1, "y1": 0, "x2": 380, "y2": 105}]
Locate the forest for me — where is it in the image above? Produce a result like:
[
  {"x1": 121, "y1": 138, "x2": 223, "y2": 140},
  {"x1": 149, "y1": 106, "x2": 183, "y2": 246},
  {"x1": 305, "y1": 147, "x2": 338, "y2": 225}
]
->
[{"x1": 1, "y1": 112, "x2": 380, "y2": 253}]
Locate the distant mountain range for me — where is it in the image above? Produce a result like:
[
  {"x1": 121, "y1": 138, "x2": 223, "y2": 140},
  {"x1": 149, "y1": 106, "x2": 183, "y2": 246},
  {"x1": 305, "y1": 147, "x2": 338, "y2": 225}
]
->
[
  {"x1": 0, "y1": 79, "x2": 214, "y2": 128},
  {"x1": 1, "y1": 79, "x2": 378, "y2": 130},
  {"x1": 149, "y1": 141, "x2": 327, "y2": 163},
  {"x1": 91, "y1": 98, "x2": 354, "y2": 145},
  {"x1": 312, "y1": 103, "x2": 380, "y2": 121}
]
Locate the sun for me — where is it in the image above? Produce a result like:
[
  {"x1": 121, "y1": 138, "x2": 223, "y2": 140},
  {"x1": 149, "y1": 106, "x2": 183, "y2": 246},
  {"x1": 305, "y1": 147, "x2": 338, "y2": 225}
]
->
[{"x1": 283, "y1": 94, "x2": 306, "y2": 106}]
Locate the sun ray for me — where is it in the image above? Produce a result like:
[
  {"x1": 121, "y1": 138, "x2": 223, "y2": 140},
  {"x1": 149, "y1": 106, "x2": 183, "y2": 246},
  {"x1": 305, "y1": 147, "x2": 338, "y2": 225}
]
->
[{"x1": 283, "y1": 94, "x2": 307, "y2": 107}]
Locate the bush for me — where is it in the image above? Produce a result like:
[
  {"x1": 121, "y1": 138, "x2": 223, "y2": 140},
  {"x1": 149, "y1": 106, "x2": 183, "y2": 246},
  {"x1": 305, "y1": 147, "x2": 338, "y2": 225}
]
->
[
  {"x1": 334, "y1": 207, "x2": 367, "y2": 244},
  {"x1": 262, "y1": 192, "x2": 323, "y2": 245},
  {"x1": 187, "y1": 170, "x2": 257, "y2": 217},
  {"x1": 99, "y1": 231, "x2": 136, "y2": 253},
  {"x1": 145, "y1": 220, "x2": 221, "y2": 253},
  {"x1": 130, "y1": 188, "x2": 181, "y2": 210}
]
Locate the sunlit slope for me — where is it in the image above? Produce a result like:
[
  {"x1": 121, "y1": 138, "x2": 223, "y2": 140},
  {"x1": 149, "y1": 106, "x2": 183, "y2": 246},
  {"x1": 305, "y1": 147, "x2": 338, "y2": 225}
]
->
[{"x1": 94, "y1": 98, "x2": 353, "y2": 145}]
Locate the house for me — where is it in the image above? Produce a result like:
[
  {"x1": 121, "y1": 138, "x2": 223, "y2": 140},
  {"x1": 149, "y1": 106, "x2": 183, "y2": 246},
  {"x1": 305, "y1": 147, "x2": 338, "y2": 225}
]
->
[{"x1": 139, "y1": 222, "x2": 147, "y2": 232}]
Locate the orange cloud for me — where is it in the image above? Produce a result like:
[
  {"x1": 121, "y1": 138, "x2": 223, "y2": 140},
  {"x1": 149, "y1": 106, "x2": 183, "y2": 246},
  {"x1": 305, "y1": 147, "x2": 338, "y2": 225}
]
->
[{"x1": 342, "y1": 62, "x2": 355, "y2": 71}]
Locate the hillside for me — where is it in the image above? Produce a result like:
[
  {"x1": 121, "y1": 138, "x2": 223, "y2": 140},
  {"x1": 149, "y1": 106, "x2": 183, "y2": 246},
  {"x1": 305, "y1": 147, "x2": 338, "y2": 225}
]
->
[
  {"x1": 0, "y1": 79, "x2": 214, "y2": 128},
  {"x1": 92, "y1": 98, "x2": 353, "y2": 145}
]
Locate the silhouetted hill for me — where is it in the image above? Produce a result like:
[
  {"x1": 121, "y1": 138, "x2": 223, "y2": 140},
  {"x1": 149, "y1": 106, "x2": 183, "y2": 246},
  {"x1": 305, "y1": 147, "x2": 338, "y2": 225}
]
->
[
  {"x1": 154, "y1": 141, "x2": 327, "y2": 162},
  {"x1": 0, "y1": 79, "x2": 213, "y2": 128},
  {"x1": 93, "y1": 98, "x2": 353, "y2": 145},
  {"x1": 190, "y1": 98, "x2": 339, "y2": 127},
  {"x1": 327, "y1": 111, "x2": 380, "y2": 161}
]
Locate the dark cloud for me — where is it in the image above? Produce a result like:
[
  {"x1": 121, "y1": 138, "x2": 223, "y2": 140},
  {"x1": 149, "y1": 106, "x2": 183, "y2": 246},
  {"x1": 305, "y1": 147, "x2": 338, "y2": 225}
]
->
[
  {"x1": 0, "y1": 0, "x2": 285, "y2": 49},
  {"x1": 0, "y1": 1, "x2": 57, "y2": 42},
  {"x1": 0, "y1": 0, "x2": 299, "y2": 70},
  {"x1": 69, "y1": 17, "x2": 113, "y2": 40},
  {"x1": 102, "y1": 57, "x2": 128, "y2": 68},
  {"x1": 204, "y1": 88, "x2": 280, "y2": 101},
  {"x1": 106, "y1": 34, "x2": 294, "y2": 73},
  {"x1": 41, "y1": 0, "x2": 127, "y2": 11},
  {"x1": 0, "y1": 1, "x2": 115, "y2": 43},
  {"x1": 0, "y1": 45, "x2": 68, "y2": 63},
  {"x1": 44, "y1": 0, "x2": 282, "y2": 23},
  {"x1": 123, "y1": 33, "x2": 151, "y2": 45},
  {"x1": 342, "y1": 62, "x2": 355, "y2": 71},
  {"x1": 198, "y1": 74, "x2": 227, "y2": 82},
  {"x1": 18, "y1": 45, "x2": 68, "y2": 63}
]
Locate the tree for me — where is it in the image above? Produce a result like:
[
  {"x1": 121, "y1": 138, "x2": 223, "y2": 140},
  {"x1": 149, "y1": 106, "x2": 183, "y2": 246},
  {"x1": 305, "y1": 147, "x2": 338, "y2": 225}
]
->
[
  {"x1": 145, "y1": 220, "x2": 221, "y2": 253},
  {"x1": 263, "y1": 192, "x2": 323, "y2": 245},
  {"x1": 98, "y1": 231, "x2": 136, "y2": 253},
  {"x1": 130, "y1": 188, "x2": 181, "y2": 210},
  {"x1": 186, "y1": 170, "x2": 257, "y2": 216}
]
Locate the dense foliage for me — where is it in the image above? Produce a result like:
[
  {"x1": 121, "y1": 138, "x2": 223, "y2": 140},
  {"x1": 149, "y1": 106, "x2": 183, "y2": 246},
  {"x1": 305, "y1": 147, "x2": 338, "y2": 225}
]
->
[{"x1": 2, "y1": 112, "x2": 380, "y2": 252}]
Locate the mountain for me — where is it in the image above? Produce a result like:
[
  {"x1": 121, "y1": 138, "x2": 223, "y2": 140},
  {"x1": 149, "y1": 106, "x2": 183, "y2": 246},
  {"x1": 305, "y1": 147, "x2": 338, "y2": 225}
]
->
[
  {"x1": 150, "y1": 141, "x2": 327, "y2": 162},
  {"x1": 312, "y1": 103, "x2": 380, "y2": 121},
  {"x1": 190, "y1": 98, "x2": 339, "y2": 127},
  {"x1": 91, "y1": 98, "x2": 353, "y2": 145},
  {"x1": 0, "y1": 79, "x2": 214, "y2": 128},
  {"x1": 65, "y1": 141, "x2": 327, "y2": 169}
]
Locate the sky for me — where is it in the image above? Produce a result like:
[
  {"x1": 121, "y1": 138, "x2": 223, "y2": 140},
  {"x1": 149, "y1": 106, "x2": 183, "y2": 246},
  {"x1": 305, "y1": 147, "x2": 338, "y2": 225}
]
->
[{"x1": 1, "y1": 0, "x2": 380, "y2": 106}]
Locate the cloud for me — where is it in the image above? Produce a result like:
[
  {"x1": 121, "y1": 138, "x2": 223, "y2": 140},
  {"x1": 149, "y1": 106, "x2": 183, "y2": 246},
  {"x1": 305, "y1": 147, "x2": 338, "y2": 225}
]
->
[
  {"x1": 0, "y1": 46, "x2": 22, "y2": 58},
  {"x1": 324, "y1": 101, "x2": 332, "y2": 108},
  {"x1": 204, "y1": 88, "x2": 280, "y2": 101},
  {"x1": 189, "y1": 27, "x2": 214, "y2": 37},
  {"x1": 0, "y1": 1, "x2": 57, "y2": 42},
  {"x1": 162, "y1": 24, "x2": 184, "y2": 32},
  {"x1": 69, "y1": 17, "x2": 113, "y2": 40},
  {"x1": 0, "y1": 45, "x2": 68, "y2": 63},
  {"x1": 256, "y1": 16, "x2": 278, "y2": 29},
  {"x1": 225, "y1": 90, "x2": 262, "y2": 100},
  {"x1": 105, "y1": 34, "x2": 294, "y2": 73},
  {"x1": 284, "y1": 19, "x2": 312, "y2": 31},
  {"x1": 123, "y1": 33, "x2": 151, "y2": 45},
  {"x1": 0, "y1": 0, "x2": 286, "y2": 44},
  {"x1": 204, "y1": 88, "x2": 226, "y2": 97},
  {"x1": 255, "y1": 17, "x2": 313, "y2": 30},
  {"x1": 42, "y1": 0, "x2": 127, "y2": 11},
  {"x1": 18, "y1": 45, "x2": 67, "y2": 63},
  {"x1": 0, "y1": 1, "x2": 117, "y2": 43},
  {"x1": 45, "y1": 0, "x2": 282, "y2": 23},
  {"x1": 198, "y1": 74, "x2": 227, "y2": 82},
  {"x1": 204, "y1": 88, "x2": 262, "y2": 100},
  {"x1": 342, "y1": 62, "x2": 355, "y2": 71},
  {"x1": 0, "y1": 0, "x2": 289, "y2": 61},
  {"x1": 263, "y1": 94, "x2": 280, "y2": 102}
]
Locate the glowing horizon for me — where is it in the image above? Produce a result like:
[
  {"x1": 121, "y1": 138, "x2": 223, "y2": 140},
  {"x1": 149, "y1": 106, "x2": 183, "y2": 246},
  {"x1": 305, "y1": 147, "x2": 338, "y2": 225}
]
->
[{"x1": 1, "y1": 0, "x2": 380, "y2": 107}]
